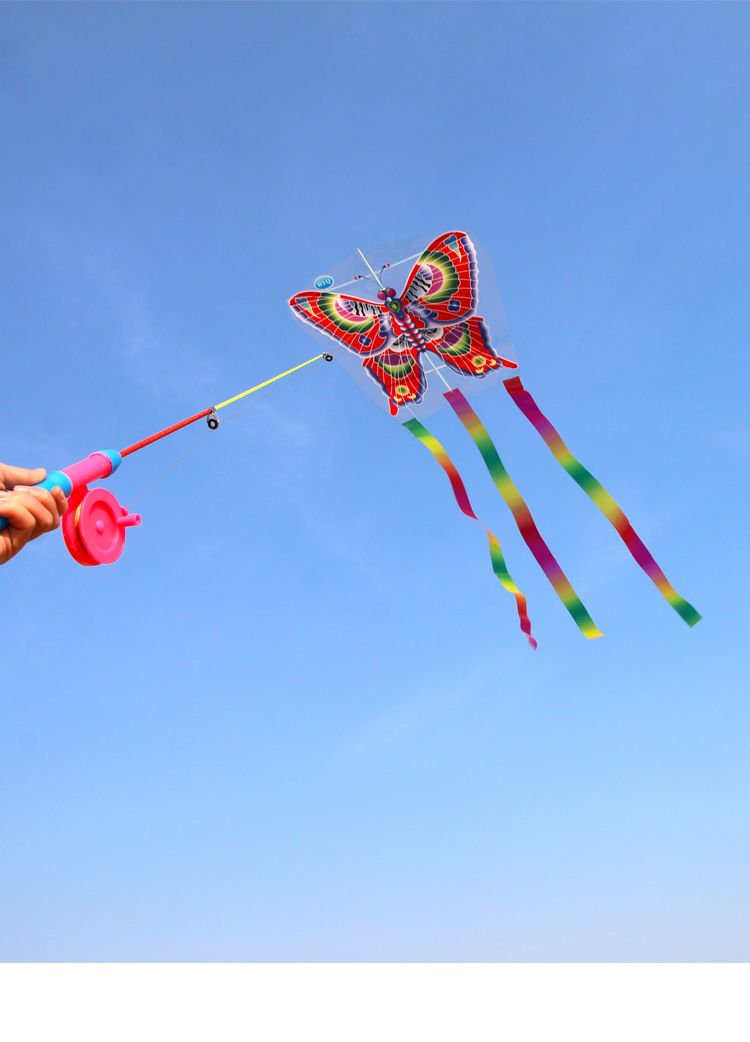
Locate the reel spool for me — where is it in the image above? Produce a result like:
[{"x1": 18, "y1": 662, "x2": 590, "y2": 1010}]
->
[{"x1": 62, "y1": 487, "x2": 141, "y2": 566}]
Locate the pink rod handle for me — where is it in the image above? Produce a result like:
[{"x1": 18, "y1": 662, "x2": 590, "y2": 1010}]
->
[{"x1": 62, "y1": 450, "x2": 121, "y2": 489}]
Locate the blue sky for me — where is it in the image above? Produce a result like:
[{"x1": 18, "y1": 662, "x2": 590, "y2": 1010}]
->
[{"x1": 1, "y1": 2, "x2": 748, "y2": 961}]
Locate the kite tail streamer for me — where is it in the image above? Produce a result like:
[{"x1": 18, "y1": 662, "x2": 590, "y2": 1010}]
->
[
  {"x1": 503, "y1": 376, "x2": 701, "y2": 627},
  {"x1": 444, "y1": 388, "x2": 602, "y2": 640},
  {"x1": 403, "y1": 418, "x2": 537, "y2": 649}
]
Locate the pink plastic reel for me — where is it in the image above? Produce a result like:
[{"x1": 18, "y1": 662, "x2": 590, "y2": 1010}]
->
[{"x1": 62, "y1": 487, "x2": 141, "y2": 566}]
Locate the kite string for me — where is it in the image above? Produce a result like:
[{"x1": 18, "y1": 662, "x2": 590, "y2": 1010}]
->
[
  {"x1": 127, "y1": 430, "x2": 211, "y2": 509},
  {"x1": 125, "y1": 359, "x2": 324, "y2": 508},
  {"x1": 120, "y1": 351, "x2": 327, "y2": 458}
]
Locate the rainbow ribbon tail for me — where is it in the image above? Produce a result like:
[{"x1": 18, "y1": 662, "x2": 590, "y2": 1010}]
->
[
  {"x1": 503, "y1": 375, "x2": 701, "y2": 627},
  {"x1": 403, "y1": 417, "x2": 537, "y2": 649},
  {"x1": 444, "y1": 388, "x2": 602, "y2": 640}
]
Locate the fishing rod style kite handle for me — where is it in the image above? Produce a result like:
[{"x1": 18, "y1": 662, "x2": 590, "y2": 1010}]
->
[
  {"x1": 0, "y1": 450, "x2": 141, "y2": 565},
  {"x1": 1, "y1": 351, "x2": 327, "y2": 563}
]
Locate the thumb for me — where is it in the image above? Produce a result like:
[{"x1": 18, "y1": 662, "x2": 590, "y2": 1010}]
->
[{"x1": 0, "y1": 465, "x2": 46, "y2": 490}]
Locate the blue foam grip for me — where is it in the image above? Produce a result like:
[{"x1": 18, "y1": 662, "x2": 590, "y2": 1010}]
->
[
  {"x1": 97, "y1": 450, "x2": 122, "y2": 474},
  {"x1": 38, "y1": 471, "x2": 74, "y2": 496}
]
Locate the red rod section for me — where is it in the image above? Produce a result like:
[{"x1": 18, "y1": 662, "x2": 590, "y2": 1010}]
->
[{"x1": 120, "y1": 408, "x2": 213, "y2": 458}]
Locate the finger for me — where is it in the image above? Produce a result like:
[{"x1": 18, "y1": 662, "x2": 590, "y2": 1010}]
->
[
  {"x1": 0, "y1": 495, "x2": 38, "y2": 534},
  {"x1": 50, "y1": 486, "x2": 69, "y2": 516},
  {"x1": 15, "y1": 486, "x2": 62, "y2": 527},
  {"x1": 19, "y1": 485, "x2": 67, "y2": 525},
  {"x1": 0, "y1": 465, "x2": 46, "y2": 490},
  {"x1": 11, "y1": 487, "x2": 58, "y2": 534},
  {"x1": 0, "y1": 496, "x2": 39, "y2": 564}
]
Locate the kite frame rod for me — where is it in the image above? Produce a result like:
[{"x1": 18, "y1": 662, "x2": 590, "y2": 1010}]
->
[{"x1": 356, "y1": 248, "x2": 386, "y2": 290}]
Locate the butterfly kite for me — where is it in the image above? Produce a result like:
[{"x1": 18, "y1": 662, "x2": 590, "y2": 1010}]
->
[
  {"x1": 290, "y1": 230, "x2": 700, "y2": 647},
  {"x1": 1, "y1": 228, "x2": 700, "y2": 649}
]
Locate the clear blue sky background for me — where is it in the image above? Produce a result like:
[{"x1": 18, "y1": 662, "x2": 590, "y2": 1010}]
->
[{"x1": 1, "y1": 2, "x2": 748, "y2": 961}]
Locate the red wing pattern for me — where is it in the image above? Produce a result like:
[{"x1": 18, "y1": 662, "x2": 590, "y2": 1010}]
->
[
  {"x1": 289, "y1": 291, "x2": 394, "y2": 356},
  {"x1": 401, "y1": 231, "x2": 478, "y2": 325},
  {"x1": 426, "y1": 317, "x2": 515, "y2": 379},
  {"x1": 363, "y1": 347, "x2": 424, "y2": 416},
  {"x1": 289, "y1": 233, "x2": 514, "y2": 417}
]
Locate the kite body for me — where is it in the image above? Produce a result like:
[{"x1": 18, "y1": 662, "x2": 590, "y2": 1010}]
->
[
  {"x1": 290, "y1": 230, "x2": 700, "y2": 646},
  {"x1": 290, "y1": 232, "x2": 517, "y2": 416}
]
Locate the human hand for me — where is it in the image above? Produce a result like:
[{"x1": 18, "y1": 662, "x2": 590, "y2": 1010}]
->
[{"x1": 0, "y1": 464, "x2": 68, "y2": 565}]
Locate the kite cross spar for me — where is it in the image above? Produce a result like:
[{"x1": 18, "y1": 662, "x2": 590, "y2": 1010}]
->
[{"x1": 0, "y1": 351, "x2": 330, "y2": 566}]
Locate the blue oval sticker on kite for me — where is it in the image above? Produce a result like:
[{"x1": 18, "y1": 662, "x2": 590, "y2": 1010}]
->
[{"x1": 314, "y1": 275, "x2": 334, "y2": 290}]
